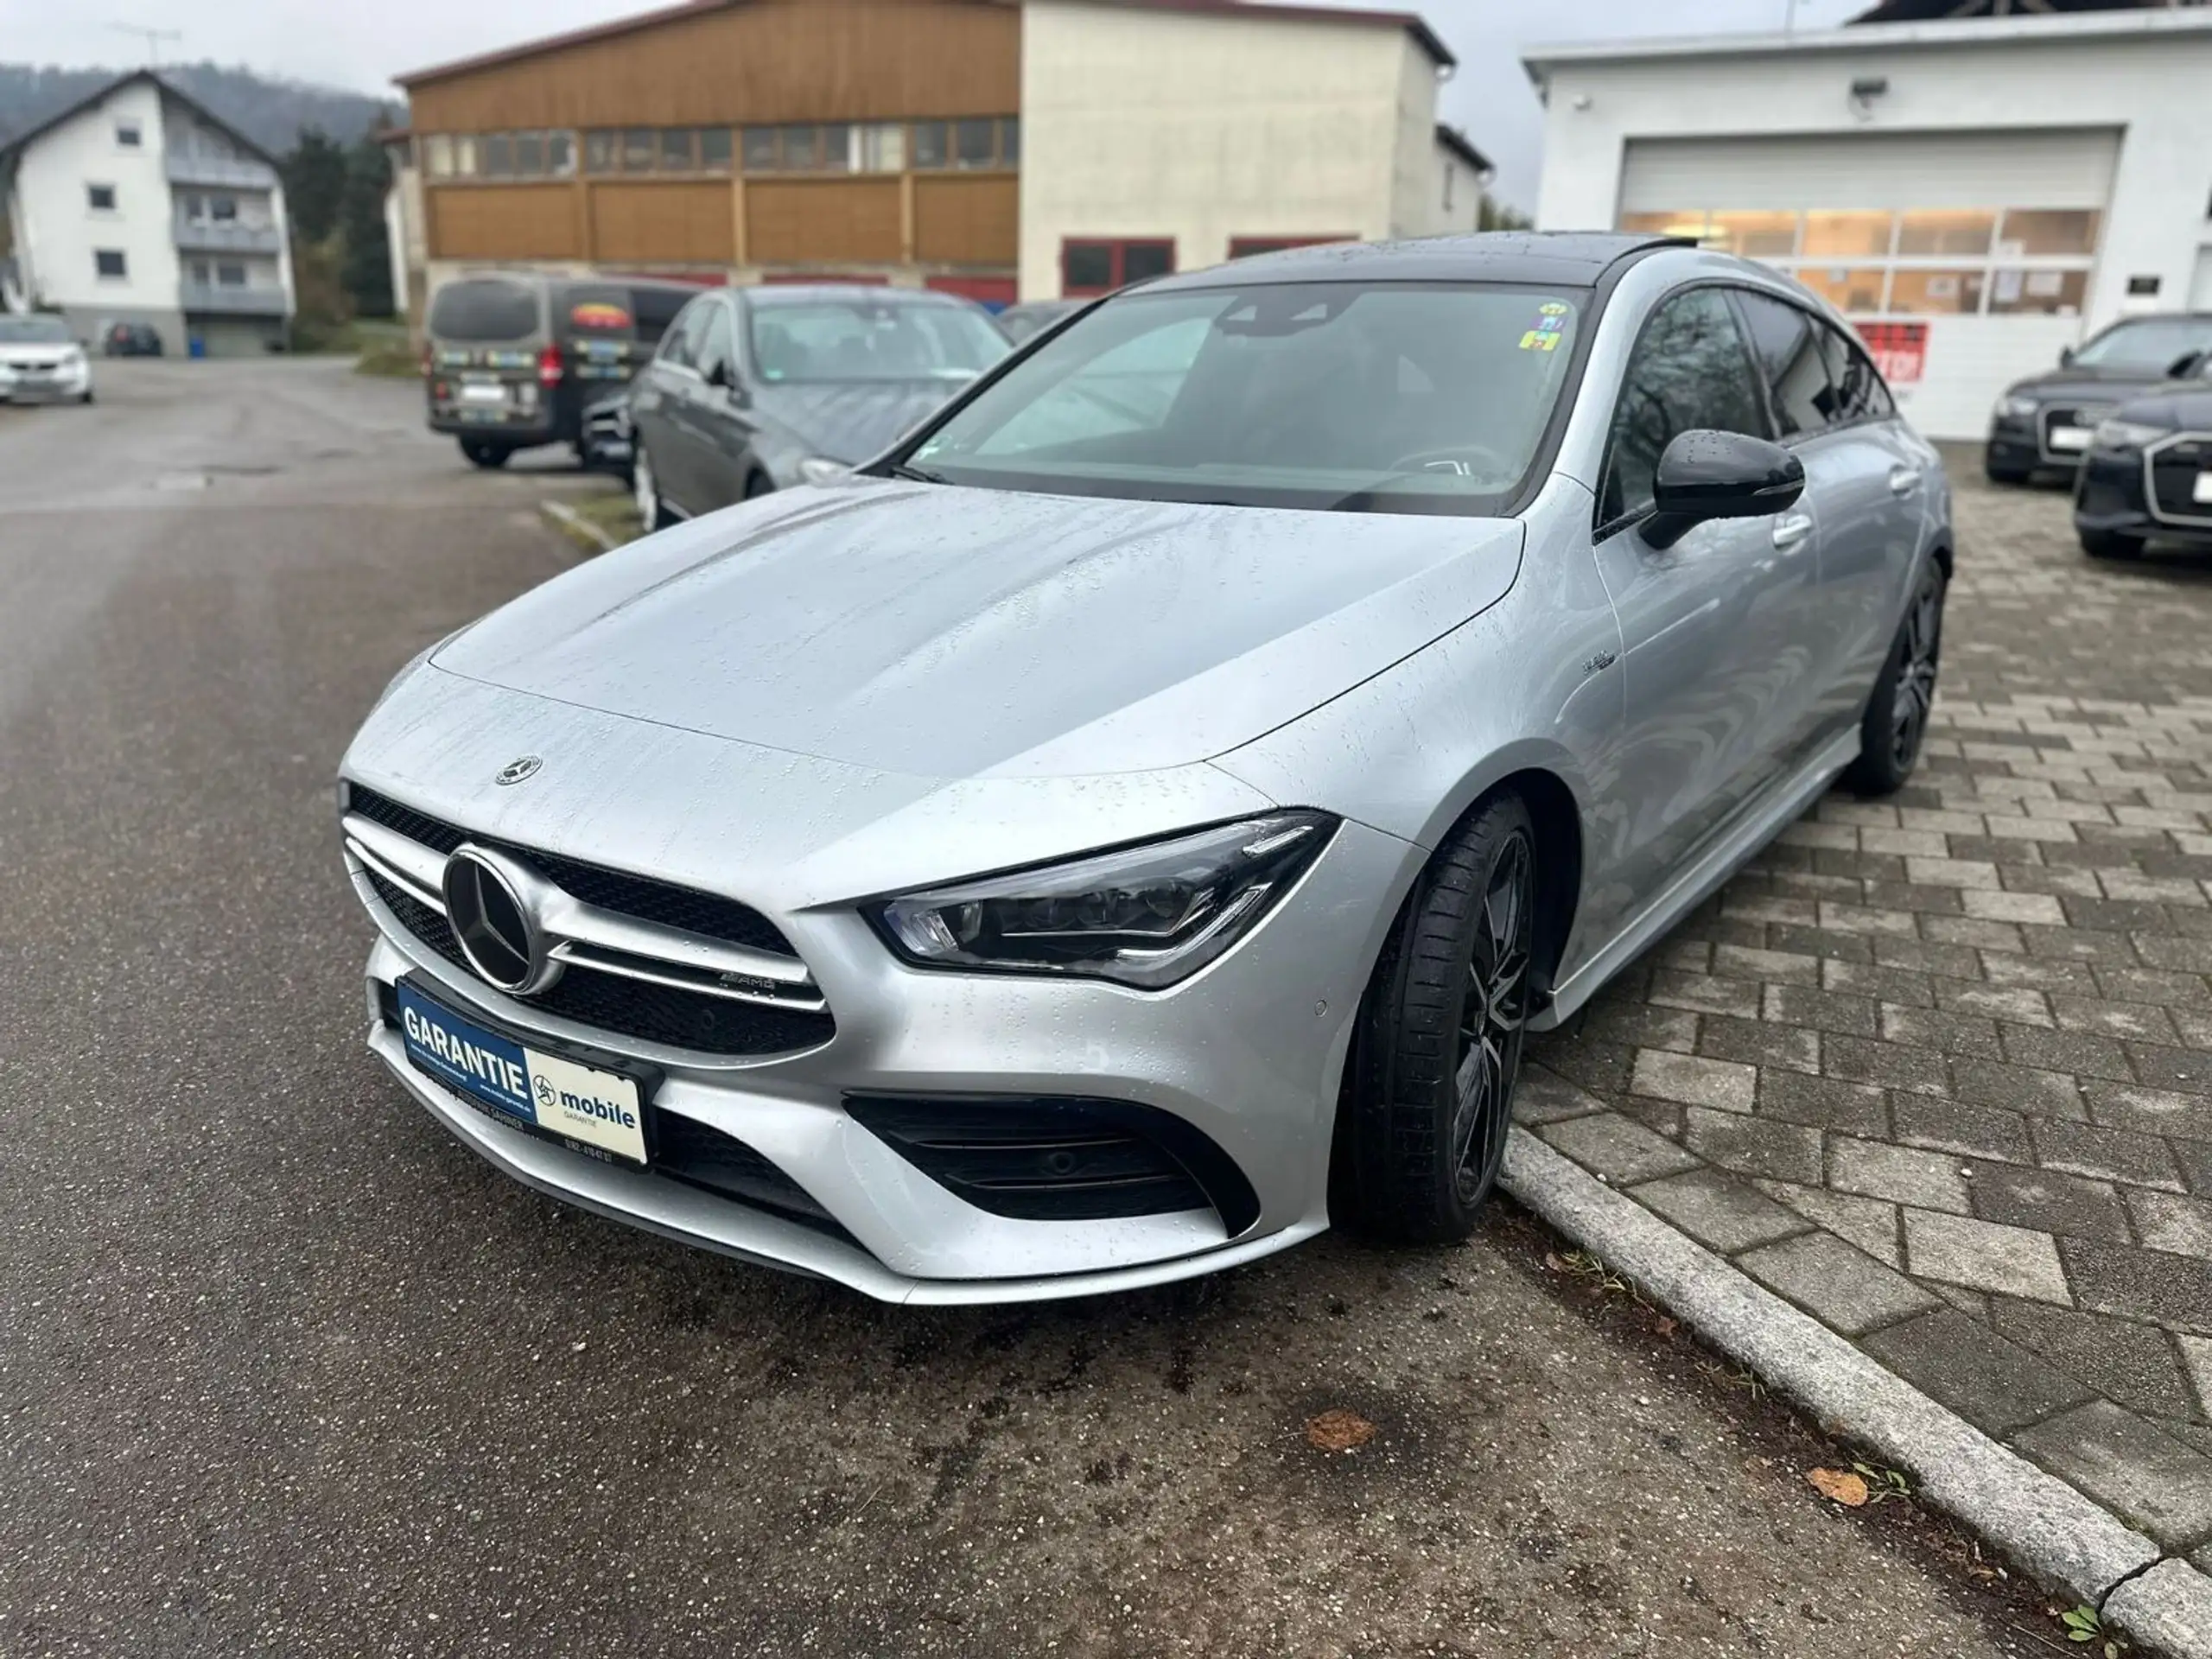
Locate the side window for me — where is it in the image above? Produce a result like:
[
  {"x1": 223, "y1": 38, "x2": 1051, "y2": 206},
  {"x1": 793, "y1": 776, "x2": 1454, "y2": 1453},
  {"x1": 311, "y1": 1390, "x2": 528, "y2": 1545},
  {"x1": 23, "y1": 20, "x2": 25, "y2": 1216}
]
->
[
  {"x1": 693, "y1": 302, "x2": 735, "y2": 383},
  {"x1": 1601, "y1": 288, "x2": 1768, "y2": 524},
  {"x1": 658, "y1": 298, "x2": 709, "y2": 370},
  {"x1": 1732, "y1": 290, "x2": 1834, "y2": 439},
  {"x1": 1817, "y1": 324, "x2": 1891, "y2": 424}
]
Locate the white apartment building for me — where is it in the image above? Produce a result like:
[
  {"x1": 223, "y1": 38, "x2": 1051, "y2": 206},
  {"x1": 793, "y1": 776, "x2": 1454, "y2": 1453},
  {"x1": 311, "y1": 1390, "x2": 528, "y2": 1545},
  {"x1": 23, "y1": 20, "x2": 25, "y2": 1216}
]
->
[
  {"x1": 0, "y1": 71, "x2": 296, "y2": 355},
  {"x1": 1523, "y1": 6, "x2": 2212, "y2": 439},
  {"x1": 1017, "y1": 0, "x2": 1488, "y2": 300}
]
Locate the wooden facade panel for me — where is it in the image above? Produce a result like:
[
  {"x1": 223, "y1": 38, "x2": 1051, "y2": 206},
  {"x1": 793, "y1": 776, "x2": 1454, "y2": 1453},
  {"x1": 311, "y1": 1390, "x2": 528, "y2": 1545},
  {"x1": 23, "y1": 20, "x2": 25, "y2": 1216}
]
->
[
  {"x1": 913, "y1": 174, "x2": 1017, "y2": 266},
  {"x1": 407, "y1": 0, "x2": 1020, "y2": 131},
  {"x1": 746, "y1": 178, "x2": 903, "y2": 264},
  {"x1": 427, "y1": 183, "x2": 582, "y2": 259},
  {"x1": 588, "y1": 181, "x2": 737, "y2": 262}
]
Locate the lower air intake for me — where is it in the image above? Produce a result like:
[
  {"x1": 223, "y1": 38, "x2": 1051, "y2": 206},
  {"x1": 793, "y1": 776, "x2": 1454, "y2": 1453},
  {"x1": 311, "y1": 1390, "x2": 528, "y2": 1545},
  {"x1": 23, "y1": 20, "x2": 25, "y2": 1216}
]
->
[{"x1": 843, "y1": 1094, "x2": 1260, "y2": 1235}]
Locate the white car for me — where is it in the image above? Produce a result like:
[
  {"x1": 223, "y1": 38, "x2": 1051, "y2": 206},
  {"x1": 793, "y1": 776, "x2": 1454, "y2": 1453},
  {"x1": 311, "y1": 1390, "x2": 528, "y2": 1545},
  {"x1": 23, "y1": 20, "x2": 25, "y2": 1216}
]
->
[{"x1": 0, "y1": 314, "x2": 93, "y2": 404}]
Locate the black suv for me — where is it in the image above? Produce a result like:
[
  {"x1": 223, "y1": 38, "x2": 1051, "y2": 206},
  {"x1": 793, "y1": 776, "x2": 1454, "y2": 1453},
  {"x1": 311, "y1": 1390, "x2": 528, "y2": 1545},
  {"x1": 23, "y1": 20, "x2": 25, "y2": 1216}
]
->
[
  {"x1": 423, "y1": 273, "x2": 700, "y2": 469},
  {"x1": 1986, "y1": 312, "x2": 2212, "y2": 485}
]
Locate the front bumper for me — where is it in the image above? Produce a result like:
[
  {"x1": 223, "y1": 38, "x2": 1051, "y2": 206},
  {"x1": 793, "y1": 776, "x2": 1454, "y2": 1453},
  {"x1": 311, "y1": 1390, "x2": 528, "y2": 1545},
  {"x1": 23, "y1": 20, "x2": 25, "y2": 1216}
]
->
[
  {"x1": 352, "y1": 809, "x2": 1409, "y2": 1302},
  {"x1": 0, "y1": 365, "x2": 90, "y2": 403},
  {"x1": 2076, "y1": 438, "x2": 2212, "y2": 545}
]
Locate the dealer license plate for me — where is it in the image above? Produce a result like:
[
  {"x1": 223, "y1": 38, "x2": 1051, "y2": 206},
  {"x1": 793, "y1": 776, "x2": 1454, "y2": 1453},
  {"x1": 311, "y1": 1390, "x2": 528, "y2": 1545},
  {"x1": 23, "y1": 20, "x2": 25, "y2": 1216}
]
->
[
  {"x1": 2194, "y1": 473, "x2": 2212, "y2": 505},
  {"x1": 394, "y1": 980, "x2": 648, "y2": 1164},
  {"x1": 2049, "y1": 426, "x2": 2093, "y2": 452}
]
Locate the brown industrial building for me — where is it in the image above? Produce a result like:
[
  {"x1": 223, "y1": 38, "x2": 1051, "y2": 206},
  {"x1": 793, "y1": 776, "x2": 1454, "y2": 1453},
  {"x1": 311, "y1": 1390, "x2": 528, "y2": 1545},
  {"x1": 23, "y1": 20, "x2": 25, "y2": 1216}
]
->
[{"x1": 387, "y1": 0, "x2": 1488, "y2": 310}]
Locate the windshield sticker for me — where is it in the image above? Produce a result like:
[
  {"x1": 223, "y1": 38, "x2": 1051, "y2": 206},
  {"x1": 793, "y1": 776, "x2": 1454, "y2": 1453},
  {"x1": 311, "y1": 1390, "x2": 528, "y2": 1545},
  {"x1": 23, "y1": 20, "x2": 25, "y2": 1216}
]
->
[{"x1": 1519, "y1": 302, "x2": 1570, "y2": 353}]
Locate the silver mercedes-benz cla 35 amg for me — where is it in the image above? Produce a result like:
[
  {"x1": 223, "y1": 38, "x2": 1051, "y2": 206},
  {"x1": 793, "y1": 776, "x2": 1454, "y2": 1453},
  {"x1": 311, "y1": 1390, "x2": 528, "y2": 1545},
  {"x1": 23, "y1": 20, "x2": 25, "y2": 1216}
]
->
[{"x1": 340, "y1": 233, "x2": 1950, "y2": 1304}]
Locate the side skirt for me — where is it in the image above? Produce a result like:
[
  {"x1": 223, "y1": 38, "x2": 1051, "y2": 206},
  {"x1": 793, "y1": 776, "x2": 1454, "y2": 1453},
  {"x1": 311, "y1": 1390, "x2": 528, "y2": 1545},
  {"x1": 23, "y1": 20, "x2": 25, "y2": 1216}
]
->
[{"x1": 1529, "y1": 726, "x2": 1861, "y2": 1033}]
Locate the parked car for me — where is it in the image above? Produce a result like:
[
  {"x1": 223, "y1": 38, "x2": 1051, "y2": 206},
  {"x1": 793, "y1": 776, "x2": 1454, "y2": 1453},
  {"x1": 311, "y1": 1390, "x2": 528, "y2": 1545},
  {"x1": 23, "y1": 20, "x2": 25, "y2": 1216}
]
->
[
  {"x1": 578, "y1": 385, "x2": 635, "y2": 481},
  {"x1": 99, "y1": 321, "x2": 162, "y2": 358},
  {"x1": 1985, "y1": 311, "x2": 2212, "y2": 484},
  {"x1": 997, "y1": 298, "x2": 1084, "y2": 343},
  {"x1": 0, "y1": 313, "x2": 93, "y2": 403},
  {"x1": 2071, "y1": 373, "x2": 2212, "y2": 558},
  {"x1": 422, "y1": 272, "x2": 698, "y2": 469},
  {"x1": 626, "y1": 283, "x2": 1009, "y2": 524},
  {"x1": 338, "y1": 232, "x2": 1949, "y2": 1304}
]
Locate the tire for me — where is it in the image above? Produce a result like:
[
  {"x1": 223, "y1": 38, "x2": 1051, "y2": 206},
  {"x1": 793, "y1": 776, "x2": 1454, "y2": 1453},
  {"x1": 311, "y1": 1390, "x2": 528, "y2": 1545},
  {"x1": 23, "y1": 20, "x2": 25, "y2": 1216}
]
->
[
  {"x1": 1844, "y1": 556, "x2": 1947, "y2": 796},
  {"x1": 79, "y1": 390, "x2": 94, "y2": 404},
  {"x1": 1335, "y1": 790, "x2": 1537, "y2": 1243},
  {"x1": 743, "y1": 472, "x2": 775, "y2": 501},
  {"x1": 459, "y1": 437, "x2": 511, "y2": 470},
  {"x1": 634, "y1": 445, "x2": 674, "y2": 530},
  {"x1": 2080, "y1": 528, "x2": 2145, "y2": 561},
  {"x1": 1983, "y1": 461, "x2": 2032, "y2": 486}
]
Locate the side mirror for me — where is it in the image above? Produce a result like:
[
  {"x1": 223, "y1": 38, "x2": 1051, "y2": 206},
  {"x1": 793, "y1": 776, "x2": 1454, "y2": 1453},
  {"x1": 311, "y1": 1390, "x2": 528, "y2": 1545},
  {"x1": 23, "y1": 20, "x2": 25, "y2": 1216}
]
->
[
  {"x1": 1642, "y1": 429, "x2": 1805, "y2": 551},
  {"x1": 2058, "y1": 346, "x2": 2076, "y2": 369},
  {"x1": 704, "y1": 358, "x2": 746, "y2": 402}
]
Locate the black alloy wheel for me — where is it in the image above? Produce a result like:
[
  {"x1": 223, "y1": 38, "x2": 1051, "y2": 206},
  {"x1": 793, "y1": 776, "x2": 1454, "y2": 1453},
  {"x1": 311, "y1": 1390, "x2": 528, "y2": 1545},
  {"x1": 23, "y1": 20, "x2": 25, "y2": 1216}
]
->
[
  {"x1": 1336, "y1": 789, "x2": 1537, "y2": 1243},
  {"x1": 1845, "y1": 556, "x2": 1946, "y2": 795}
]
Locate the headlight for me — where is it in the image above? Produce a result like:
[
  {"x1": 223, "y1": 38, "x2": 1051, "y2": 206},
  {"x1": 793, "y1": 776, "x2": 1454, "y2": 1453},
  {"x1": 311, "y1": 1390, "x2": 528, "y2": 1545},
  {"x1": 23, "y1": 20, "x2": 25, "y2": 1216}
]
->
[
  {"x1": 870, "y1": 811, "x2": 1338, "y2": 989},
  {"x1": 1993, "y1": 394, "x2": 2038, "y2": 421},
  {"x1": 797, "y1": 456, "x2": 850, "y2": 486},
  {"x1": 2093, "y1": 419, "x2": 2164, "y2": 452}
]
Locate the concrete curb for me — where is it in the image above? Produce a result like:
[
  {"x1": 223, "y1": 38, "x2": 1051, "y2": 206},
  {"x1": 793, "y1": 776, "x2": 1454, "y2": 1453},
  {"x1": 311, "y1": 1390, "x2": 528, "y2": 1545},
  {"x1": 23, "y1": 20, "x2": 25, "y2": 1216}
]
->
[
  {"x1": 540, "y1": 498, "x2": 618, "y2": 555},
  {"x1": 2106, "y1": 1560, "x2": 2212, "y2": 1657},
  {"x1": 1498, "y1": 1128, "x2": 2202, "y2": 1649}
]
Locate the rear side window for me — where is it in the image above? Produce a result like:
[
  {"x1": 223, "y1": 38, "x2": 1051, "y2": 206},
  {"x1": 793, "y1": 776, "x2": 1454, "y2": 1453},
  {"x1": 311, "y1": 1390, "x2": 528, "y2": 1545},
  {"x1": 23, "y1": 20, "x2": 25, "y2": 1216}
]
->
[
  {"x1": 1602, "y1": 288, "x2": 1767, "y2": 524},
  {"x1": 1732, "y1": 290, "x2": 1833, "y2": 439},
  {"x1": 560, "y1": 284, "x2": 639, "y2": 340},
  {"x1": 657, "y1": 296, "x2": 714, "y2": 370},
  {"x1": 1817, "y1": 324, "x2": 1894, "y2": 423},
  {"x1": 428, "y1": 278, "x2": 540, "y2": 342}
]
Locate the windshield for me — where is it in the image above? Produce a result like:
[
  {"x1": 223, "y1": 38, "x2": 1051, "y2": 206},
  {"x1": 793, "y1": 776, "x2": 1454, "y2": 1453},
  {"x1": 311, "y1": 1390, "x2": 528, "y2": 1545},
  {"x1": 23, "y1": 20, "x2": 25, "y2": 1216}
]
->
[
  {"x1": 903, "y1": 282, "x2": 1584, "y2": 514},
  {"x1": 427, "y1": 278, "x2": 540, "y2": 343},
  {"x1": 747, "y1": 300, "x2": 1008, "y2": 384},
  {"x1": 2071, "y1": 316, "x2": 2212, "y2": 372},
  {"x1": 0, "y1": 316, "x2": 73, "y2": 345}
]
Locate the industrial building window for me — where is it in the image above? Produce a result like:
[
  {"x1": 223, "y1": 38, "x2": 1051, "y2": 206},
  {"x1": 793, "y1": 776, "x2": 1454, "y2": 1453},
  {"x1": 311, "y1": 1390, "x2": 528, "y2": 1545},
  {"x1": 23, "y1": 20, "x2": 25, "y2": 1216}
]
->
[
  {"x1": 86, "y1": 182, "x2": 117, "y2": 211},
  {"x1": 1619, "y1": 207, "x2": 2101, "y2": 319},
  {"x1": 424, "y1": 134, "x2": 453, "y2": 178},
  {"x1": 1061, "y1": 238, "x2": 1175, "y2": 297},
  {"x1": 95, "y1": 249, "x2": 127, "y2": 279},
  {"x1": 431, "y1": 130, "x2": 577, "y2": 180},
  {"x1": 910, "y1": 118, "x2": 1018, "y2": 172},
  {"x1": 578, "y1": 125, "x2": 732, "y2": 174}
]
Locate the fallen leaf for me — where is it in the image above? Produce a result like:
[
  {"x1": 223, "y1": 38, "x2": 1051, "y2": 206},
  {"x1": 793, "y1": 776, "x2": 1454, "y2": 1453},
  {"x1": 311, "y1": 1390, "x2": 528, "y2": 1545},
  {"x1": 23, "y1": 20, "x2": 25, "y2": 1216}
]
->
[
  {"x1": 1653, "y1": 1315, "x2": 1678, "y2": 1338},
  {"x1": 1305, "y1": 1409, "x2": 1377, "y2": 1452},
  {"x1": 1807, "y1": 1467, "x2": 1869, "y2": 1507},
  {"x1": 1543, "y1": 1253, "x2": 1568, "y2": 1273}
]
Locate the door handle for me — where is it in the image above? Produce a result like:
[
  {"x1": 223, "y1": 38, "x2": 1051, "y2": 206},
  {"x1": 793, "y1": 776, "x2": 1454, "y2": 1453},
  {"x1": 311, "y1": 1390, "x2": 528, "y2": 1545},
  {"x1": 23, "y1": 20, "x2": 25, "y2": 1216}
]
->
[
  {"x1": 1771, "y1": 513, "x2": 1814, "y2": 550},
  {"x1": 1887, "y1": 466, "x2": 1923, "y2": 494}
]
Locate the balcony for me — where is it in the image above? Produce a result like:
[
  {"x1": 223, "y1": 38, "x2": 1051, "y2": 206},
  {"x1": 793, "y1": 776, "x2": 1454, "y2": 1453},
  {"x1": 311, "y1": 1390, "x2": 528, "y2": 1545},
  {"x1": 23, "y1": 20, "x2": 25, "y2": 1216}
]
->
[
  {"x1": 178, "y1": 283, "x2": 289, "y2": 317},
  {"x1": 174, "y1": 215, "x2": 284, "y2": 256},
  {"x1": 165, "y1": 151, "x2": 277, "y2": 191}
]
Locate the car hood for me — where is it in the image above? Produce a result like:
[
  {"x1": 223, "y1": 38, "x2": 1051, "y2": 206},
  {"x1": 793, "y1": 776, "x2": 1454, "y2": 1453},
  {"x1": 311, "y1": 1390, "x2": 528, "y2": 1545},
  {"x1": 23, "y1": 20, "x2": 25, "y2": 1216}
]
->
[
  {"x1": 2113, "y1": 386, "x2": 2212, "y2": 430},
  {"x1": 2004, "y1": 365, "x2": 2194, "y2": 403},
  {"x1": 432, "y1": 479, "x2": 1523, "y2": 779},
  {"x1": 753, "y1": 380, "x2": 975, "y2": 464},
  {"x1": 0, "y1": 344, "x2": 79, "y2": 369}
]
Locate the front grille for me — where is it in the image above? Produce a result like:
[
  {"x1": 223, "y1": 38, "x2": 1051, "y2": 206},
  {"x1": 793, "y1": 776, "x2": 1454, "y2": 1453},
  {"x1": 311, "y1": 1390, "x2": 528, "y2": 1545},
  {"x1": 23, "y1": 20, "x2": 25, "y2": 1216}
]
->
[
  {"x1": 2040, "y1": 404, "x2": 2113, "y2": 460},
  {"x1": 845, "y1": 1094, "x2": 1261, "y2": 1234},
  {"x1": 2149, "y1": 436, "x2": 2212, "y2": 523},
  {"x1": 346, "y1": 785, "x2": 793, "y2": 956},
  {"x1": 372, "y1": 982, "x2": 857, "y2": 1247},
  {"x1": 366, "y1": 869, "x2": 833, "y2": 1056}
]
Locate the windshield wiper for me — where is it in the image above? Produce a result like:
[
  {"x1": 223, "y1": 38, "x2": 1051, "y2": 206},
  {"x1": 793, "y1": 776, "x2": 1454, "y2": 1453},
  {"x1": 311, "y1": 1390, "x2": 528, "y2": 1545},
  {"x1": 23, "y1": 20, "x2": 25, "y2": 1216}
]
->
[{"x1": 883, "y1": 461, "x2": 947, "y2": 484}]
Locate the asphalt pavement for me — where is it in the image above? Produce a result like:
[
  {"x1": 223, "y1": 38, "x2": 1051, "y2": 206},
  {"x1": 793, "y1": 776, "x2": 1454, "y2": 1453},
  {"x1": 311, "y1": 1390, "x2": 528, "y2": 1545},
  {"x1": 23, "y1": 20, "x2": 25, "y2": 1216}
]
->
[{"x1": 0, "y1": 359, "x2": 2054, "y2": 1657}]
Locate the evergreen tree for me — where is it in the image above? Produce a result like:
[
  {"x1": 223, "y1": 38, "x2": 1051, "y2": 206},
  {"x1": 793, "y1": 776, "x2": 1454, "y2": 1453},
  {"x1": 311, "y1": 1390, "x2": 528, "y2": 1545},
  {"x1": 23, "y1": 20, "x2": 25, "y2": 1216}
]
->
[{"x1": 339, "y1": 136, "x2": 394, "y2": 318}]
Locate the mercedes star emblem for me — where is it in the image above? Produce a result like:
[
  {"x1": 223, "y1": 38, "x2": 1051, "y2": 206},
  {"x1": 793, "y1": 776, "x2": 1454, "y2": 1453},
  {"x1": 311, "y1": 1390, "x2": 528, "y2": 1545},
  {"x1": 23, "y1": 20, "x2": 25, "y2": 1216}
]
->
[
  {"x1": 442, "y1": 846, "x2": 558, "y2": 995},
  {"x1": 494, "y1": 754, "x2": 543, "y2": 786}
]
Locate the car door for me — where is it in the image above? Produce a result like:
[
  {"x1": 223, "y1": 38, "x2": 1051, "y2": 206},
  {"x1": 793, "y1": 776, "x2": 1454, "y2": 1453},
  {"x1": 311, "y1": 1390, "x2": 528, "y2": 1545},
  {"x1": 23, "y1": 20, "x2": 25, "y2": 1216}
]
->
[
  {"x1": 1733, "y1": 289, "x2": 1920, "y2": 741},
  {"x1": 683, "y1": 298, "x2": 759, "y2": 512},
  {"x1": 1590, "y1": 284, "x2": 1825, "y2": 906},
  {"x1": 629, "y1": 297, "x2": 709, "y2": 513}
]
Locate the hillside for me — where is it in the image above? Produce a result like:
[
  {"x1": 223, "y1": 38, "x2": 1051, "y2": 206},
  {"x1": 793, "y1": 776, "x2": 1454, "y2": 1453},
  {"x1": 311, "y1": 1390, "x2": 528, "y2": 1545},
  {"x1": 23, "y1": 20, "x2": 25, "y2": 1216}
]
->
[{"x1": 0, "y1": 61, "x2": 395, "y2": 152}]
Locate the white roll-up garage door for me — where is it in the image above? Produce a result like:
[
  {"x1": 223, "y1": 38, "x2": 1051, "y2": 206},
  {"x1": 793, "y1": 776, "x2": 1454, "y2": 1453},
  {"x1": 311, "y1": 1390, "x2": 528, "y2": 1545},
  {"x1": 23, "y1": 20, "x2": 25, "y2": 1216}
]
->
[{"x1": 1618, "y1": 128, "x2": 2120, "y2": 214}]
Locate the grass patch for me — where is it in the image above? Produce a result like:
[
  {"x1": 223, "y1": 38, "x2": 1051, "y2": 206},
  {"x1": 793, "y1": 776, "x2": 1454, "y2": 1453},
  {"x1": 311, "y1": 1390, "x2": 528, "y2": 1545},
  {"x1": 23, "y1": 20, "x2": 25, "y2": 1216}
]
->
[{"x1": 569, "y1": 490, "x2": 644, "y2": 547}]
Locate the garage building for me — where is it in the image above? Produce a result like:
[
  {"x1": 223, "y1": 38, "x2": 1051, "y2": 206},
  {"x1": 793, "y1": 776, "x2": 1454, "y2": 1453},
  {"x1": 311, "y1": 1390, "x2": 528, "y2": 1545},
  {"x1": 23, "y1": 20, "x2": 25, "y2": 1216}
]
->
[
  {"x1": 387, "y1": 0, "x2": 1488, "y2": 313},
  {"x1": 1523, "y1": 2, "x2": 2212, "y2": 438}
]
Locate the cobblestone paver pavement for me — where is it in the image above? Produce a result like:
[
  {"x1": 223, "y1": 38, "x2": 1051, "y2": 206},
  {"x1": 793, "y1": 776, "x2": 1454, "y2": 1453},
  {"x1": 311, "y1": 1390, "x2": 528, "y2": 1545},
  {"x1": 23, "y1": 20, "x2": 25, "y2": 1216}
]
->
[{"x1": 1529, "y1": 459, "x2": 2212, "y2": 1574}]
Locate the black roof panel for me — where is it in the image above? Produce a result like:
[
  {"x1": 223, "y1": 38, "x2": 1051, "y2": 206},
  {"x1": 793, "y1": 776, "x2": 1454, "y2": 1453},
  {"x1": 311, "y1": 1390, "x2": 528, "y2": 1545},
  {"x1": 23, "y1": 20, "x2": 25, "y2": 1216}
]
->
[{"x1": 1146, "y1": 232, "x2": 1687, "y2": 292}]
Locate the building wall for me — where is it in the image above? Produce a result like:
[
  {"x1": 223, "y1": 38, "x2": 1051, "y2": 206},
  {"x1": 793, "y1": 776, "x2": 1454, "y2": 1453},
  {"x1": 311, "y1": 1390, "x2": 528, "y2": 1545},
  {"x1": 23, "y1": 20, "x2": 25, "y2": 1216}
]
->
[
  {"x1": 1018, "y1": 1, "x2": 1417, "y2": 298},
  {"x1": 10, "y1": 79, "x2": 183, "y2": 342},
  {"x1": 1529, "y1": 20, "x2": 2212, "y2": 436}
]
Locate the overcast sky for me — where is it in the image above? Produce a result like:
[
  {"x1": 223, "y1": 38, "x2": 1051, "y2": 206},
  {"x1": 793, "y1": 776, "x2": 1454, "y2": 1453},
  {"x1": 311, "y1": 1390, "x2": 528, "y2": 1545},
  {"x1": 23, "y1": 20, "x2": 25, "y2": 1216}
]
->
[{"x1": 0, "y1": 0, "x2": 1871, "y2": 207}]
